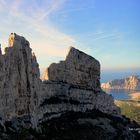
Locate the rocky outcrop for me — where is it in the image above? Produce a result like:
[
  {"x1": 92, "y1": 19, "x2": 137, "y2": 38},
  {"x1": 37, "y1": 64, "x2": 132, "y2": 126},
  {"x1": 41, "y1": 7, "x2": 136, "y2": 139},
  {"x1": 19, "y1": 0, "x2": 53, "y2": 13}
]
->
[
  {"x1": 0, "y1": 34, "x2": 120, "y2": 126},
  {"x1": 0, "y1": 34, "x2": 40, "y2": 124},
  {"x1": 43, "y1": 47, "x2": 100, "y2": 90},
  {"x1": 0, "y1": 34, "x2": 140, "y2": 139},
  {"x1": 39, "y1": 47, "x2": 120, "y2": 122},
  {"x1": 101, "y1": 75, "x2": 140, "y2": 90}
]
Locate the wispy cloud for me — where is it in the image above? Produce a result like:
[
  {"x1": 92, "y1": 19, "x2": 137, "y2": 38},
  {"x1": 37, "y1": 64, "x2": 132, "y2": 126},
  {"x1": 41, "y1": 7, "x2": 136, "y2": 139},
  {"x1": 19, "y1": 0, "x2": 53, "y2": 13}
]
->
[
  {"x1": 0, "y1": 0, "x2": 75, "y2": 67},
  {"x1": 72, "y1": 30, "x2": 125, "y2": 55},
  {"x1": 78, "y1": 30, "x2": 124, "y2": 41},
  {"x1": 38, "y1": 0, "x2": 66, "y2": 21}
]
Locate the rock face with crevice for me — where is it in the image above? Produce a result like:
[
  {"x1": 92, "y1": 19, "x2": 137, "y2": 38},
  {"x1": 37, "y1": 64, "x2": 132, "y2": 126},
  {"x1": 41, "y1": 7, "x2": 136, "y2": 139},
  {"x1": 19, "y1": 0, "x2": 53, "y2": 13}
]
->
[{"x1": 0, "y1": 34, "x2": 40, "y2": 123}]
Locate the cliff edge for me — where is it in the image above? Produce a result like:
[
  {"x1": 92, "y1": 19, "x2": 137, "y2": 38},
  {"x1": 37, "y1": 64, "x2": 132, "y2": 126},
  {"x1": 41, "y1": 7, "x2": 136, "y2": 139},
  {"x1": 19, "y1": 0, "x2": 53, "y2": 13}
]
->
[
  {"x1": 38, "y1": 47, "x2": 120, "y2": 123},
  {"x1": 0, "y1": 34, "x2": 139, "y2": 140},
  {"x1": 0, "y1": 34, "x2": 40, "y2": 122}
]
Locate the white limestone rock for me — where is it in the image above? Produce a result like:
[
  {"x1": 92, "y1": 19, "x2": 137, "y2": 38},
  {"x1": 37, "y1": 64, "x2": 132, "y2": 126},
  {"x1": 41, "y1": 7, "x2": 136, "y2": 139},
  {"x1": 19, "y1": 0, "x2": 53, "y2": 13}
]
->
[
  {"x1": 0, "y1": 33, "x2": 40, "y2": 122},
  {"x1": 43, "y1": 47, "x2": 100, "y2": 90},
  {"x1": 40, "y1": 47, "x2": 120, "y2": 122},
  {"x1": 0, "y1": 34, "x2": 120, "y2": 128},
  {"x1": 101, "y1": 75, "x2": 140, "y2": 90}
]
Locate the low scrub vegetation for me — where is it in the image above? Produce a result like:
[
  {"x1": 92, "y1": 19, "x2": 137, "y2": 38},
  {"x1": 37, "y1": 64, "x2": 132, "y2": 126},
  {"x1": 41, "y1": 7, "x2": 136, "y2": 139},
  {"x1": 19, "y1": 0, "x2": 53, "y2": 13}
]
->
[{"x1": 115, "y1": 100, "x2": 140, "y2": 124}]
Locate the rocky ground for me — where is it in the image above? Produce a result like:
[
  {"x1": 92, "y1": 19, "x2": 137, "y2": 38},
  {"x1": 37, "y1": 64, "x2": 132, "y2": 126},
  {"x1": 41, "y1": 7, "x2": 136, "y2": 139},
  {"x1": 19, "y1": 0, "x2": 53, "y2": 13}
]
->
[{"x1": 0, "y1": 110, "x2": 140, "y2": 140}]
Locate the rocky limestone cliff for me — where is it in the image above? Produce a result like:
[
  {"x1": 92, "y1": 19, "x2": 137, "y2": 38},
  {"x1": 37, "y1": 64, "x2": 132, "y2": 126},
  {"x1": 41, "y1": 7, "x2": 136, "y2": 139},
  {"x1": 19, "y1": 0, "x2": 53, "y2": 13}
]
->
[
  {"x1": 0, "y1": 34, "x2": 120, "y2": 125},
  {"x1": 39, "y1": 47, "x2": 120, "y2": 122},
  {"x1": 0, "y1": 34, "x2": 41, "y2": 124},
  {"x1": 101, "y1": 75, "x2": 140, "y2": 90},
  {"x1": 43, "y1": 47, "x2": 100, "y2": 90},
  {"x1": 1, "y1": 34, "x2": 140, "y2": 139}
]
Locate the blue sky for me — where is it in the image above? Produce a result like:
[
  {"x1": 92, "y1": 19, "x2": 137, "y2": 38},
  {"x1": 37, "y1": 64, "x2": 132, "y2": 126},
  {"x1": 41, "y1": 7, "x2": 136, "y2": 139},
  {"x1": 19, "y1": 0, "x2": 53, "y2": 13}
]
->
[{"x1": 0, "y1": 0, "x2": 140, "y2": 82}]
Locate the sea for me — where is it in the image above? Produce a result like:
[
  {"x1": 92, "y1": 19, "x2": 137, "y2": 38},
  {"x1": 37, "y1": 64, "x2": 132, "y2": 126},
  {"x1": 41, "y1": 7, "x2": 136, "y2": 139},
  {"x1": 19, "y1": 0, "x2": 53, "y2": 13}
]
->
[{"x1": 102, "y1": 89, "x2": 140, "y2": 100}]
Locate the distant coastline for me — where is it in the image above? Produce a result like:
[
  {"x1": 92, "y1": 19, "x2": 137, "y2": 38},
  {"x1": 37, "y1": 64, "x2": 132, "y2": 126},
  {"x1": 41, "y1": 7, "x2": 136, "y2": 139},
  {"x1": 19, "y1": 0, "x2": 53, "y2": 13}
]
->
[
  {"x1": 102, "y1": 89, "x2": 139, "y2": 100},
  {"x1": 101, "y1": 75, "x2": 140, "y2": 90}
]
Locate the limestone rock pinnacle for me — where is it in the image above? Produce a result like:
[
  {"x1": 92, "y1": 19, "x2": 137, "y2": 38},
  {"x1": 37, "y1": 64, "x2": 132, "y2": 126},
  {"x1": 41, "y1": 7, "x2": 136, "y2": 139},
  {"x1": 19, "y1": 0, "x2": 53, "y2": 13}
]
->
[{"x1": 0, "y1": 33, "x2": 41, "y2": 122}]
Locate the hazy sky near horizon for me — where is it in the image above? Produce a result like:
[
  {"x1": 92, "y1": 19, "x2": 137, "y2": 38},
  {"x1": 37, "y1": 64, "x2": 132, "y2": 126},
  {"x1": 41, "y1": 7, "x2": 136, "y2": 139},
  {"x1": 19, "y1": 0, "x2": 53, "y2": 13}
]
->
[{"x1": 0, "y1": 0, "x2": 140, "y2": 81}]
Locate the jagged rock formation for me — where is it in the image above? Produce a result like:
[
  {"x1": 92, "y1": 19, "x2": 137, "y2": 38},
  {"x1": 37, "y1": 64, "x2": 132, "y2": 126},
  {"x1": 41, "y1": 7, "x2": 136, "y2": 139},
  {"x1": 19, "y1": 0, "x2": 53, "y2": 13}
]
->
[
  {"x1": 0, "y1": 34, "x2": 140, "y2": 139},
  {"x1": 39, "y1": 47, "x2": 119, "y2": 122},
  {"x1": 43, "y1": 47, "x2": 100, "y2": 90},
  {"x1": 0, "y1": 34, "x2": 119, "y2": 124},
  {"x1": 101, "y1": 75, "x2": 140, "y2": 90},
  {"x1": 0, "y1": 34, "x2": 40, "y2": 123}
]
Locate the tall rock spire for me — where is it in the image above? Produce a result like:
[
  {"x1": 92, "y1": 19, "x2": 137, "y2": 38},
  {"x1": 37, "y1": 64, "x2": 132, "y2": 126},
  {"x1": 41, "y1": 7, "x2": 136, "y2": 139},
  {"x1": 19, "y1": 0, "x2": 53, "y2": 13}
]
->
[{"x1": 0, "y1": 34, "x2": 41, "y2": 122}]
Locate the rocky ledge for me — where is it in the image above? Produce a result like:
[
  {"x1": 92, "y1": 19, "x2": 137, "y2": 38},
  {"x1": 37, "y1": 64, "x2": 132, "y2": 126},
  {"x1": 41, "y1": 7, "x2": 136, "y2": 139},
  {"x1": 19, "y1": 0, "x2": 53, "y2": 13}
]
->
[{"x1": 0, "y1": 34, "x2": 140, "y2": 140}]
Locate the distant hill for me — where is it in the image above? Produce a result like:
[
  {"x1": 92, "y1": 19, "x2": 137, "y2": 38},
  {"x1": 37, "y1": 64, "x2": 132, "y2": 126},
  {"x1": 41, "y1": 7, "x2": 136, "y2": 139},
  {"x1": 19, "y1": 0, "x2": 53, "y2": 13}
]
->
[{"x1": 101, "y1": 75, "x2": 140, "y2": 90}]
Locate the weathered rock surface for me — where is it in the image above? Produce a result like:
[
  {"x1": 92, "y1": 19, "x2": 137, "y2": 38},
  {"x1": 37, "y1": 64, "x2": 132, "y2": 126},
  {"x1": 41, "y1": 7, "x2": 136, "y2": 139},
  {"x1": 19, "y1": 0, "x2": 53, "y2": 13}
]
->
[
  {"x1": 0, "y1": 34, "x2": 40, "y2": 123},
  {"x1": 0, "y1": 34, "x2": 120, "y2": 124},
  {"x1": 101, "y1": 75, "x2": 140, "y2": 90},
  {"x1": 0, "y1": 34, "x2": 140, "y2": 139},
  {"x1": 43, "y1": 47, "x2": 100, "y2": 90},
  {"x1": 39, "y1": 47, "x2": 120, "y2": 122}
]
